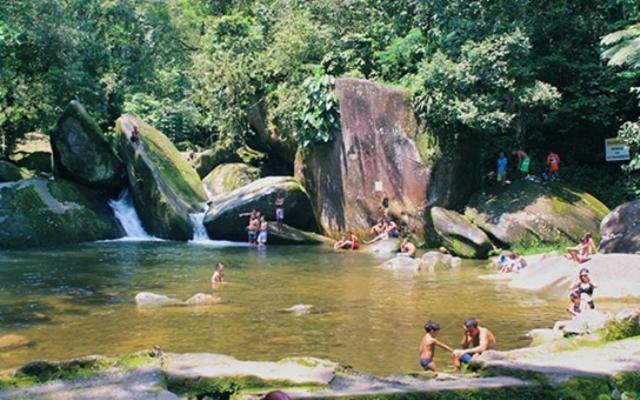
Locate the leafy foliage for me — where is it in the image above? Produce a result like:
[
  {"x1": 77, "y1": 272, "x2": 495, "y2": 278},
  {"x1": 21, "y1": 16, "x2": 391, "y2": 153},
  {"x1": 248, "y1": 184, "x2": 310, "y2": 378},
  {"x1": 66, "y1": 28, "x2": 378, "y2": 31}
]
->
[{"x1": 296, "y1": 75, "x2": 340, "y2": 147}]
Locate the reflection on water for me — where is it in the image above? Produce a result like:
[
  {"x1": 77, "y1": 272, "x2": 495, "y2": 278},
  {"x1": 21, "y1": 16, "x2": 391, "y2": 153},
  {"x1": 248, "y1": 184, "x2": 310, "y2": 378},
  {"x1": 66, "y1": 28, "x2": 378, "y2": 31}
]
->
[{"x1": 0, "y1": 242, "x2": 576, "y2": 374}]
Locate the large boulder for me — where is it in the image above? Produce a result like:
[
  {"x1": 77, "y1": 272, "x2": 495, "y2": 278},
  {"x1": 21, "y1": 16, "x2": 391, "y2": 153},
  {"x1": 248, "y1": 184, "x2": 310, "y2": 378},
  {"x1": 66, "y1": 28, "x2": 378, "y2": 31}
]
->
[
  {"x1": 431, "y1": 207, "x2": 493, "y2": 258},
  {"x1": 266, "y1": 223, "x2": 332, "y2": 245},
  {"x1": 52, "y1": 101, "x2": 126, "y2": 192},
  {"x1": 465, "y1": 181, "x2": 609, "y2": 247},
  {"x1": 116, "y1": 115, "x2": 208, "y2": 241},
  {"x1": 8, "y1": 132, "x2": 53, "y2": 173},
  {"x1": 0, "y1": 178, "x2": 124, "y2": 249},
  {"x1": 0, "y1": 160, "x2": 31, "y2": 182},
  {"x1": 599, "y1": 198, "x2": 640, "y2": 254},
  {"x1": 203, "y1": 163, "x2": 261, "y2": 197},
  {"x1": 295, "y1": 78, "x2": 480, "y2": 239},
  {"x1": 203, "y1": 176, "x2": 317, "y2": 241},
  {"x1": 508, "y1": 254, "x2": 640, "y2": 299}
]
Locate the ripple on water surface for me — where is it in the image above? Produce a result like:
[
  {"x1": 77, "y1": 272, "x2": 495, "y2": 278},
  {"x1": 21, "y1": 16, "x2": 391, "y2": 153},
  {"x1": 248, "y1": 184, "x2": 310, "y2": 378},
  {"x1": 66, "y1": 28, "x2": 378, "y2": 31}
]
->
[{"x1": 0, "y1": 241, "x2": 568, "y2": 374}]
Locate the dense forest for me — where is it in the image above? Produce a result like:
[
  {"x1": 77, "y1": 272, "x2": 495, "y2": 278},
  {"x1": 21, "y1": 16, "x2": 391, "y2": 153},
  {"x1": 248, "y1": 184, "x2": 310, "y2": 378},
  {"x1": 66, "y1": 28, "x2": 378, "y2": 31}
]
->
[{"x1": 1, "y1": 0, "x2": 639, "y2": 206}]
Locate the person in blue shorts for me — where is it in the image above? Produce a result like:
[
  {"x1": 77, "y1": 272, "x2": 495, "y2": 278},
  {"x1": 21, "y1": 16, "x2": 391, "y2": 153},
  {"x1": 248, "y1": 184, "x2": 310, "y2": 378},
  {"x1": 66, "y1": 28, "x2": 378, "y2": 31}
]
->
[
  {"x1": 496, "y1": 152, "x2": 508, "y2": 183},
  {"x1": 419, "y1": 320, "x2": 454, "y2": 372},
  {"x1": 452, "y1": 318, "x2": 496, "y2": 371}
]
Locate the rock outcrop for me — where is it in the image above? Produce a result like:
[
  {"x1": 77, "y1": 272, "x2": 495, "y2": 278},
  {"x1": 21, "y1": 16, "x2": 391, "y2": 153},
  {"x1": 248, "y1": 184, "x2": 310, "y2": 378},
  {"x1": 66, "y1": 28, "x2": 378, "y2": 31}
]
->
[
  {"x1": 431, "y1": 207, "x2": 493, "y2": 258},
  {"x1": 382, "y1": 251, "x2": 461, "y2": 272},
  {"x1": 506, "y1": 254, "x2": 640, "y2": 299},
  {"x1": 599, "y1": 198, "x2": 640, "y2": 254},
  {"x1": 0, "y1": 160, "x2": 31, "y2": 182},
  {"x1": 266, "y1": 223, "x2": 331, "y2": 245},
  {"x1": 203, "y1": 177, "x2": 317, "y2": 241},
  {"x1": 116, "y1": 115, "x2": 208, "y2": 241},
  {"x1": 193, "y1": 143, "x2": 241, "y2": 178},
  {"x1": 202, "y1": 163, "x2": 260, "y2": 197},
  {"x1": 8, "y1": 132, "x2": 53, "y2": 173},
  {"x1": 0, "y1": 179, "x2": 124, "y2": 249},
  {"x1": 465, "y1": 181, "x2": 609, "y2": 247},
  {"x1": 52, "y1": 101, "x2": 126, "y2": 192}
]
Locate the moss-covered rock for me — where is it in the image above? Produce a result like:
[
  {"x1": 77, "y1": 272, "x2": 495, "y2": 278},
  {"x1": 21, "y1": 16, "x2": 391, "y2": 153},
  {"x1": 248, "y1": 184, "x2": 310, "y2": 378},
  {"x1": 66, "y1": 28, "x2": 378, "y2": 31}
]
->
[
  {"x1": 203, "y1": 163, "x2": 261, "y2": 197},
  {"x1": 52, "y1": 101, "x2": 126, "y2": 192},
  {"x1": 193, "y1": 143, "x2": 241, "y2": 178},
  {"x1": 116, "y1": 115, "x2": 208, "y2": 240},
  {"x1": 0, "y1": 178, "x2": 124, "y2": 249},
  {"x1": 465, "y1": 181, "x2": 609, "y2": 248},
  {"x1": 431, "y1": 207, "x2": 493, "y2": 258},
  {"x1": 8, "y1": 132, "x2": 52, "y2": 173},
  {"x1": 203, "y1": 177, "x2": 318, "y2": 241},
  {"x1": 266, "y1": 223, "x2": 332, "y2": 245},
  {"x1": 0, "y1": 160, "x2": 32, "y2": 182}
]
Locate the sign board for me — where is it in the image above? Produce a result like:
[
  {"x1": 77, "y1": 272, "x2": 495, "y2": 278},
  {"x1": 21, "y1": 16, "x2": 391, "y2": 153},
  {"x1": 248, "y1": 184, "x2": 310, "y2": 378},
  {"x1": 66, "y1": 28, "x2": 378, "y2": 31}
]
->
[
  {"x1": 374, "y1": 181, "x2": 383, "y2": 192},
  {"x1": 605, "y1": 138, "x2": 630, "y2": 162}
]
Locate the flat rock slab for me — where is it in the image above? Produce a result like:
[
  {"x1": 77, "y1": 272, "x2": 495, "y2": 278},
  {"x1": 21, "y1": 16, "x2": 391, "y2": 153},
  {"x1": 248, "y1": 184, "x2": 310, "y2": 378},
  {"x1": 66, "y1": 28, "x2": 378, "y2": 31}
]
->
[
  {"x1": 477, "y1": 336, "x2": 640, "y2": 380},
  {"x1": 164, "y1": 353, "x2": 336, "y2": 385},
  {"x1": 0, "y1": 368, "x2": 177, "y2": 400},
  {"x1": 271, "y1": 374, "x2": 527, "y2": 399}
]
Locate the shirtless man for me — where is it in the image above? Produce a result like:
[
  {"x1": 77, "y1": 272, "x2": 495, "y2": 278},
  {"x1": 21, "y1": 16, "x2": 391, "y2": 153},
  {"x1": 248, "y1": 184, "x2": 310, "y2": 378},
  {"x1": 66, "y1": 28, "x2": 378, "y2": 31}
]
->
[
  {"x1": 400, "y1": 238, "x2": 417, "y2": 258},
  {"x1": 452, "y1": 318, "x2": 496, "y2": 371},
  {"x1": 419, "y1": 320, "x2": 454, "y2": 371},
  {"x1": 211, "y1": 263, "x2": 225, "y2": 285},
  {"x1": 365, "y1": 219, "x2": 389, "y2": 245},
  {"x1": 257, "y1": 216, "x2": 268, "y2": 246}
]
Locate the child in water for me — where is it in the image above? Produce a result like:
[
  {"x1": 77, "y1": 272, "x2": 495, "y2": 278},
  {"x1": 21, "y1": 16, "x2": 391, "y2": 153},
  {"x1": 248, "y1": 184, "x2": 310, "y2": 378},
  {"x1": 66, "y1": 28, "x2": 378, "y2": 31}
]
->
[
  {"x1": 211, "y1": 263, "x2": 225, "y2": 285},
  {"x1": 419, "y1": 320, "x2": 454, "y2": 372}
]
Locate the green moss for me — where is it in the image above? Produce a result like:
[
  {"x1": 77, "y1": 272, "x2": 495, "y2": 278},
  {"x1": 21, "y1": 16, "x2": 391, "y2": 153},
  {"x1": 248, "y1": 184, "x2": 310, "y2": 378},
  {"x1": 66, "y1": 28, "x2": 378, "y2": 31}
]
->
[{"x1": 414, "y1": 128, "x2": 441, "y2": 167}]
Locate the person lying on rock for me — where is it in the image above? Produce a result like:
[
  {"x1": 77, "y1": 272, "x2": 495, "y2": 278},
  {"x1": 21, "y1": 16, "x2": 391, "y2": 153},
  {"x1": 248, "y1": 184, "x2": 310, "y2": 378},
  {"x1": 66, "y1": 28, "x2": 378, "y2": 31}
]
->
[
  {"x1": 452, "y1": 318, "x2": 496, "y2": 371},
  {"x1": 419, "y1": 320, "x2": 454, "y2": 372},
  {"x1": 211, "y1": 263, "x2": 225, "y2": 285},
  {"x1": 399, "y1": 238, "x2": 416, "y2": 258},
  {"x1": 334, "y1": 232, "x2": 360, "y2": 250},
  {"x1": 571, "y1": 268, "x2": 596, "y2": 309}
]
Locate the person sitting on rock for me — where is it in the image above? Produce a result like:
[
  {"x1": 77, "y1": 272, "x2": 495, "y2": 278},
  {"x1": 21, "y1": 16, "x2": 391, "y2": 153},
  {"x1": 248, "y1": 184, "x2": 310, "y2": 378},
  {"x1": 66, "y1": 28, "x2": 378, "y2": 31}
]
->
[
  {"x1": 571, "y1": 268, "x2": 596, "y2": 309},
  {"x1": 499, "y1": 252, "x2": 526, "y2": 273},
  {"x1": 452, "y1": 318, "x2": 496, "y2": 371},
  {"x1": 365, "y1": 219, "x2": 390, "y2": 245},
  {"x1": 566, "y1": 233, "x2": 597, "y2": 263},
  {"x1": 419, "y1": 320, "x2": 455, "y2": 372},
  {"x1": 334, "y1": 232, "x2": 360, "y2": 250},
  {"x1": 386, "y1": 220, "x2": 400, "y2": 238},
  {"x1": 211, "y1": 263, "x2": 225, "y2": 285},
  {"x1": 399, "y1": 238, "x2": 417, "y2": 258},
  {"x1": 130, "y1": 126, "x2": 140, "y2": 144},
  {"x1": 553, "y1": 291, "x2": 585, "y2": 331},
  {"x1": 257, "y1": 216, "x2": 268, "y2": 246}
]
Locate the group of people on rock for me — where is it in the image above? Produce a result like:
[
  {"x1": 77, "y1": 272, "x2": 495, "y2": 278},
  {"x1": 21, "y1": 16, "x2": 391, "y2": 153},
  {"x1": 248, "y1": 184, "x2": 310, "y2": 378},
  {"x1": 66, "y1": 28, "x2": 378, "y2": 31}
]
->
[
  {"x1": 419, "y1": 318, "x2": 496, "y2": 372},
  {"x1": 239, "y1": 194, "x2": 286, "y2": 246},
  {"x1": 496, "y1": 149, "x2": 561, "y2": 184},
  {"x1": 365, "y1": 218, "x2": 400, "y2": 244},
  {"x1": 496, "y1": 252, "x2": 527, "y2": 273}
]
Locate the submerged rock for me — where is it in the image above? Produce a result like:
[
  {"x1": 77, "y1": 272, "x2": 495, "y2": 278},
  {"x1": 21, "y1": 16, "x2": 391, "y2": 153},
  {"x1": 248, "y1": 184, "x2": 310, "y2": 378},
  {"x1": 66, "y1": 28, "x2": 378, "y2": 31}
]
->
[
  {"x1": 184, "y1": 293, "x2": 221, "y2": 306},
  {"x1": 134, "y1": 292, "x2": 181, "y2": 307},
  {"x1": 0, "y1": 179, "x2": 124, "y2": 249},
  {"x1": 599, "y1": 198, "x2": 640, "y2": 255},
  {"x1": 382, "y1": 256, "x2": 422, "y2": 271},
  {"x1": 203, "y1": 177, "x2": 317, "y2": 241},
  {"x1": 52, "y1": 101, "x2": 126, "y2": 192},
  {"x1": 465, "y1": 181, "x2": 609, "y2": 247},
  {"x1": 8, "y1": 132, "x2": 53, "y2": 173},
  {"x1": 116, "y1": 115, "x2": 208, "y2": 241},
  {"x1": 0, "y1": 334, "x2": 32, "y2": 351},
  {"x1": 284, "y1": 304, "x2": 314, "y2": 316},
  {"x1": 431, "y1": 207, "x2": 493, "y2": 258},
  {"x1": 0, "y1": 160, "x2": 31, "y2": 182},
  {"x1": 203, "y1": 163, "x2": 261, "y2": 197}
]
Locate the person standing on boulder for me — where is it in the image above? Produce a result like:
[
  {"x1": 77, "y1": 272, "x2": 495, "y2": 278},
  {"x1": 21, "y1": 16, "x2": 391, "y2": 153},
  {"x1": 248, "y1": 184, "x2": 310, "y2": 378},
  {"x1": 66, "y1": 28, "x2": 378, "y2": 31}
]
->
[
  {"x1": 496, "y1": 152, "x2": 508, "y2": 183},
  {"x1": 452, "y1": 318, "x2": 496, "y2": 371},
  {"x1": 275, "y1": 193, "x2": 285, "y2": 225},
  {"x1": 571, "y1": 268, "x2": 596, "y2": 309},
  {"x1": 512, "y1": 149, "x2": 532, "y2": 181}
]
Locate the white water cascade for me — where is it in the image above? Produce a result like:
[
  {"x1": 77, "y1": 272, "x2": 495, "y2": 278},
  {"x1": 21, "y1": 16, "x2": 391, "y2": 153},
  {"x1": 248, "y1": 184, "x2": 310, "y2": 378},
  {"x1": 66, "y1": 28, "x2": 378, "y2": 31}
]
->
[
  {"x1": 108, "y1": 190, "x2": 154, "y2": 240},
  {"x1": 189, "y1": 212, "x2": 211, "y2": 242}
]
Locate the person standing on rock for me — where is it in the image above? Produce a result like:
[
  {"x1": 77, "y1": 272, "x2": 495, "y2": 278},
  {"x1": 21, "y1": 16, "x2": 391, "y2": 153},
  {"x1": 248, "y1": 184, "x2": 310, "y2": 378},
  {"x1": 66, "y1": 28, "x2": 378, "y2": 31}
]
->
[
  {"x1": 571, "y1": 268, "x2": 596, "y2": 309},
  {"x1": 452, "y1": 318, "x2": 496, "y2": 371},
  {"x1": 496, "y1": 152, "x2": 508, "y2": 183},
  {"x1": 275, "y1": 193, "x2": 285, "y2": 225},
  {"x1": 512, "y1": 149, "x2": 532, "y2": 181}
]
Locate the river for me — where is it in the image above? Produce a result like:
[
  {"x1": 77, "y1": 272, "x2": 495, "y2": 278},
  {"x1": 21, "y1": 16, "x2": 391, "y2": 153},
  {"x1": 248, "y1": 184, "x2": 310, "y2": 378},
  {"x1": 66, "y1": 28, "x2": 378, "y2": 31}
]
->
[{"x1": 0, "y1": 241, "x2": 568, "y2": 374}]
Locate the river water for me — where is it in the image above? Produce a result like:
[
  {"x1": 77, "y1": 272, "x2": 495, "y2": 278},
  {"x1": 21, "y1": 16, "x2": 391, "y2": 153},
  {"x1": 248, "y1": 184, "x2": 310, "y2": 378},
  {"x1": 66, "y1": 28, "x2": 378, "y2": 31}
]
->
[{"x1": 0, "y1": 241, "x2": 569, "y2": 374}]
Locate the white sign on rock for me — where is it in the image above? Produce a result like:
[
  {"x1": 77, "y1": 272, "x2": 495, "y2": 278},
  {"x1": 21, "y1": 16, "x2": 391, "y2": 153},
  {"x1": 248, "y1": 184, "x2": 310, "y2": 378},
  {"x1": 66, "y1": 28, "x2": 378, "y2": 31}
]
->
[{"x1": 605, "y1": 138, "x2": 630, "y2": 162}]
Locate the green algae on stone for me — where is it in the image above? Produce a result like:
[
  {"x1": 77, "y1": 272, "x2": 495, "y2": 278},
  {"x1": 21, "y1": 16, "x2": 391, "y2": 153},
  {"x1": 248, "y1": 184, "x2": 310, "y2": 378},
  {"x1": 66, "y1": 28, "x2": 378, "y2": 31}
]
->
[
  {"x1": 0, "y1": 179, "x2": 123, "y2": 249},
  {"x1": 52, "y1": 101, "x2": 126, "y2": 192},
  {"x1": 116, "y1": 114, "x2": 207, "y2": 240},
  {"x1": 431, "y1": 207, "x2": 493, "y2": 258},
  {"x1": 203, "y1": 163, "x2": 261, "y2": 197}
]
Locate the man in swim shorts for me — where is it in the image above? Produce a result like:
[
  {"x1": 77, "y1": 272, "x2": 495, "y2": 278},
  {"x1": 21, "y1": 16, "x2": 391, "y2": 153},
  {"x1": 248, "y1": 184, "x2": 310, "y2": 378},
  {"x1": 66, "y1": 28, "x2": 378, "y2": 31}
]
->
[{"x1": 452, "y1": 318, "x2": 496, "y2": 371}]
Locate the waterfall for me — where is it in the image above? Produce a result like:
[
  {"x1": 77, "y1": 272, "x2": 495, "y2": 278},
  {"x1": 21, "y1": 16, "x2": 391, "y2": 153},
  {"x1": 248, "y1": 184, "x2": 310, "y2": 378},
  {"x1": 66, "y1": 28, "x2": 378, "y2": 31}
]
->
[
  {"x1": 108, "y1": 190, "x2": 154, "y2": 240},
  {"x1": 189, "y1": 212, "x2": 210, "y2": 242}
]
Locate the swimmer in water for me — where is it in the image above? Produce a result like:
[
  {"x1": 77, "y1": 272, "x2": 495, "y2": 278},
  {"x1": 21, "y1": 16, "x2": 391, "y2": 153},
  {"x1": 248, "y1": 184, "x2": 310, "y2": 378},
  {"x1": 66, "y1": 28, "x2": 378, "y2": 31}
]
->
[{"x1": 211, "y1": 262, "x2": 225, "y2": 285}]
